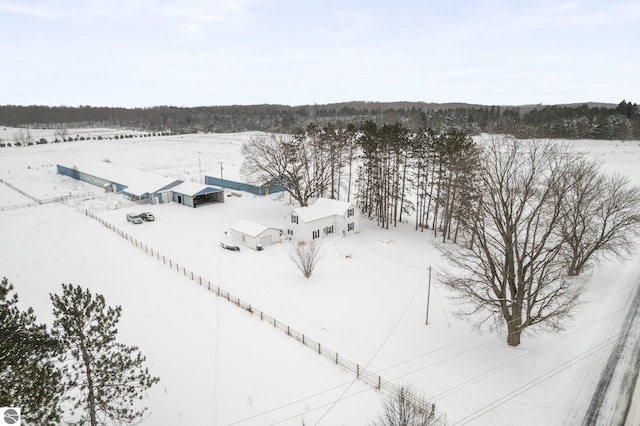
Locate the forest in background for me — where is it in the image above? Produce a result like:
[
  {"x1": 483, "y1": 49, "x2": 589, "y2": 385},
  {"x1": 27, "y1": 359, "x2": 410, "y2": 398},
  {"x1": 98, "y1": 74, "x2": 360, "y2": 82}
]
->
[{"x1": 0, "y1": 100, "x2": 639, "y2": 140}]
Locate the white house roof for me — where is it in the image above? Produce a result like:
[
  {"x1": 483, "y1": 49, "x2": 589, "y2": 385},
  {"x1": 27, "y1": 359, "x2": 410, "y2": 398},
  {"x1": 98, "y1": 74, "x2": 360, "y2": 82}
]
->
[
  {"x1": 57, "y1": 158, "x2": 178, "y2": 193},
  {"x1": 294, "y1": 198, "x2": 353, "y2": 223},
  {"x1": 170, "y1": 182, "x2": 222, "y2": 197},
  {"x1": 229, "y1": 220, "x2": 276, "y2": 237}
]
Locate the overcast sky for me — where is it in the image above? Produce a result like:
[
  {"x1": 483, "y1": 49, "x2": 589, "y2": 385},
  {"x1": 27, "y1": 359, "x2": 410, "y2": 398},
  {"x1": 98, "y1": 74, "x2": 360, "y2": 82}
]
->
[{"x1": 1, "y1": 0, "x2": 638, "y2": 107}]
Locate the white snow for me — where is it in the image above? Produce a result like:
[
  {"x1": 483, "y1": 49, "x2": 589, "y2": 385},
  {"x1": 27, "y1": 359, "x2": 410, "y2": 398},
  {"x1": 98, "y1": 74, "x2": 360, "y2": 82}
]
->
[
  {"x1": 170, "y1": 181, "x2": 221, "y2": 197},
  {"x1": 1, "y1": 129, "x2": 640, "y2": 425},
  {"x1": 230, "y1": 220, "x2": 274, "y2": 238},
  {"x1": 294, "y1": 198, "x2": 353, "y2": 223}
]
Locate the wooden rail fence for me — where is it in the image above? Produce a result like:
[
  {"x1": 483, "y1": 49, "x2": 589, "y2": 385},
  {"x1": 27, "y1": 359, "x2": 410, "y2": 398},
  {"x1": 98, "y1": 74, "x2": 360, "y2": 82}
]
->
[
  {"x1": 0, "y1": 178, "x2": 96, "y2": 210},
  {"x1": 83, "y1": 209, "x2": 441, "y2": 421}
]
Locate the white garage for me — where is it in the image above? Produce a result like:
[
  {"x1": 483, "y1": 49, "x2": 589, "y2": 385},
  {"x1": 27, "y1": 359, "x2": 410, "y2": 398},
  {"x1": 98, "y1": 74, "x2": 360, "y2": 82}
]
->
[{"x1": 228, "y1": 220, "x2": 282, "y2": 250}]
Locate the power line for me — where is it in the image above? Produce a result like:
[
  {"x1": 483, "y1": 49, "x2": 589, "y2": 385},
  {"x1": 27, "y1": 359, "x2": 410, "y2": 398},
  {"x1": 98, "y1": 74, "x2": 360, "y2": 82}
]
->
[
  {"x1": 228, "y1": 333, "x2": 483, "y2": 425},
  {"x1": 227, "y1": 380, "x2": 361, "y2": 425},
  {"x1": 269, "y1": 385, "x2": 376, "y2": 425},
  {"x1": 314, "y1": 267, "x2": 431, "y2": 424},
  {"x1": 234, "y1": 277, "x2": 635, "y2": 425},
  {"x1": 355, "y1": 232, "x2": 428, "y2": 269},
  {"x1": 429, "y1": 307, "x2": 629, "y2": 402},
  {"x1": 450, "y1": 324, "x2": 638, "y2": 425}
]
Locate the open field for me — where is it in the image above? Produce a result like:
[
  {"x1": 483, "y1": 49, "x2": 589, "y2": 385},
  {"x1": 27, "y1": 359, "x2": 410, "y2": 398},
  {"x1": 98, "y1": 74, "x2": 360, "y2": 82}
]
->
[{"x1": 1, "y1": 130, "x2": 640, "y2": 424}]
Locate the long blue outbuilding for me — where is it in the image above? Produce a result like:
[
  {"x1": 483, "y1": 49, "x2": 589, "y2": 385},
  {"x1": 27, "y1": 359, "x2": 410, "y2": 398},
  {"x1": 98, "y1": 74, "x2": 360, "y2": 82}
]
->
[{"x1": 57, "y1": 160, "x2": 223, "y2": 207}]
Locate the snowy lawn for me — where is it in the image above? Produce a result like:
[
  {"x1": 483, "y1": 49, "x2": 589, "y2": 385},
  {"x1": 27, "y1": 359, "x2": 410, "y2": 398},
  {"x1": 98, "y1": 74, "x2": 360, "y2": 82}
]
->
[{"x1": 1, "y1": 130, "x2": 639, "y2": 425}]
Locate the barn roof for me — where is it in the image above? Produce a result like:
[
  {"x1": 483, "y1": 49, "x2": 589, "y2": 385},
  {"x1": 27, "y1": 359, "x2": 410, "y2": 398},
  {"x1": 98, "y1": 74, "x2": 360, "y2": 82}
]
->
[
  {"x1": 293, "y1": 198, "x2": 353, "y2": 223},
  {"x1": 122, "y1": 181, "x2": 181, "y2": 197},
  {"x1": 169, "y1": 181, "x2": 222, "y2": 197},
  {"x1": 57, "y1": 158, "x2": 178, "y2": 193}
]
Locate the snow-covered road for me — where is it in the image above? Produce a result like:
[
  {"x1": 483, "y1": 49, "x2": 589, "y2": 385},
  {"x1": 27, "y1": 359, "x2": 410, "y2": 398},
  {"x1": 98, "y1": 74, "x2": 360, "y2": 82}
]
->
[{"x1": 583, "y1": 270, "x2": 640, "y2": 425}]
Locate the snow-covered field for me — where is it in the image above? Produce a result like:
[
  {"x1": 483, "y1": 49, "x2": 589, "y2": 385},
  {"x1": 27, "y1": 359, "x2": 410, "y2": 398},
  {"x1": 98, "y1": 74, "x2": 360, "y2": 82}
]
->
[{"x1": 1, "y1": 129, "x2": 639, "y2": 425}]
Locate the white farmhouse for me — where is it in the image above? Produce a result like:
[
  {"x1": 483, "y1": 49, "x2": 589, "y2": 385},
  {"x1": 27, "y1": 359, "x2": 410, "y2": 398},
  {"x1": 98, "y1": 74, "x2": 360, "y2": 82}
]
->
[
  {"x1": 229, "y1": 220, "x2": 282, "y2": 250},
  {"x1": 285, "y1": 198, "x2": 359, "y2": 243}
]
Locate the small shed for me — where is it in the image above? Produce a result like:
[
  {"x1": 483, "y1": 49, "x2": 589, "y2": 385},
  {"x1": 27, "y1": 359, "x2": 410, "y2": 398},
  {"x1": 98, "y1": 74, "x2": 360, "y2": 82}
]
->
[
  {"x1": 229, "y1": 220, "x2": 282, "y2": 250},
  {"x1": 169, "y1": 182, "x2": 225, "y2": 208},
  {"x1": 285, "y1": 198, "x2": 359, "y2": 243}
]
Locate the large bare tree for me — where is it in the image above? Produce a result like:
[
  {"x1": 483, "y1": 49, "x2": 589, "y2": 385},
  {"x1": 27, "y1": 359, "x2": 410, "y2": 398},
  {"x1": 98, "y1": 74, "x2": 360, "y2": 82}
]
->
[
  {"x1": 241, "y1": 132, "x2": 334, "y2": 207},
  {"x1": 442, "y1": 137, "x2": 581, "y2": 346},
  {"x1": 561, "y1": 159, "x2": 640, "y2": 276}
]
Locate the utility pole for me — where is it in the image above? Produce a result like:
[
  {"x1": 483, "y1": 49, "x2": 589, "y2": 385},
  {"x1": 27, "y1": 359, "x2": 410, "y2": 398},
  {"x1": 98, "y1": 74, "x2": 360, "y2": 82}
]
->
[
  {"x1": 197, "y1": 151, "x2": 202, "y2": 184},
  {"x1": 425, "y1": 266, "x2": 432, "y2": 325},
  {"x1": 219, "y1": 162, "x2": 224, "y2": 190}
]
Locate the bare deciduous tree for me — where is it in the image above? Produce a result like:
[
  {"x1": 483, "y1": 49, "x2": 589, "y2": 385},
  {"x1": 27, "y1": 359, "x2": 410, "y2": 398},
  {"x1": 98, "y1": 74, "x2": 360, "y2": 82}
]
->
[
  {"x1": 55, "y1": 125, "x2": 69, "y2": 142},
  {"x1": 240, "y1": 132, "x2": 333, "y2": 207},
  {"x1": 290, "y1": 241, "x2": 320, "y2": 278},
  {"x1": 13, "y1": 128, "x2": 32, "y2": 146},
  {"x1": 561, "y1": 160, "x2": 640, "y2": 276},
  {"x1": 370, "y1": 385, "x2": 437, "y2": 426},
  {"x1": 442, "y1": 137, "x2": 581, "y2": 346}
]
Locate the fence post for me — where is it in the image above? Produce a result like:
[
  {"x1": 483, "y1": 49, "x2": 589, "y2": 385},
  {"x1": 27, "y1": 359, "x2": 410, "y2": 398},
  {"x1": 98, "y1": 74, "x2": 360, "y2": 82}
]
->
[
  {"x1": 302, "y1": 335, "x2": 305, "y2": 345},
  {"x1": 287, "y1": 326, "x2": 290, "y2": 336},
  {"x1": 273, "y1": 318, "x2": 276, "y2": 328},
  {"x1": 318, "y1": 343, "x2": 321, "y2": 354},
  {"x1": 260, "y1": 312, "x2": 263, "y2": 321},
  {"x1": 357, "y1": 364, "x2": 360, "y2": 378},
  {"x1": 378, "y1": 376, "x2": 381, "y2": 389},
  {"x1": 335, "y1": 353, "x2": 338, "y2": 364}
]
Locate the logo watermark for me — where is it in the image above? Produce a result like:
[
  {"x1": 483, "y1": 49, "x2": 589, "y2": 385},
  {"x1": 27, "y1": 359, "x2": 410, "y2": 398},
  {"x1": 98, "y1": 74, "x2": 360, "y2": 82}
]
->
[{"x1": 1, "y1": 408, "x2": 20, "y2": 426}]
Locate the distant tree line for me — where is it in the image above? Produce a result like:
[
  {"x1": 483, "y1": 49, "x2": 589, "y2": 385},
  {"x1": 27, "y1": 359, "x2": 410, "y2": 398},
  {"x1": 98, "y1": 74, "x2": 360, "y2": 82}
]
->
[
  {"x1": 0, "y1": 127, "x2": 171, "y2": 148},
  {"x1": 1, "y1": 100, "x2": 638, "y2": 139}
]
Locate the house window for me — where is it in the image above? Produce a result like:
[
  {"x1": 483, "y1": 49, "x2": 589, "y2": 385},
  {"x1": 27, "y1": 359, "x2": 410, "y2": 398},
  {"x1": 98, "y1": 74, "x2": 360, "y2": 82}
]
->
[
  {"x1": 291, "y1": 214, "x2": 298, "y2": 224},
  {"x1": 312, "y1": 230, "x2": 320, "y2": 239},
  {"x1": 324, "y1": 225, "x2": 333, "y2": 235},
  {"x1": 347, "y1": 222, "x2": 354, "y2": 232},
  {"x1": 287, "y1": 229, "x2": 294, "y2": 236},
  {"x1": 347, "y1": 208, "x2": 354, "y2": 217}
]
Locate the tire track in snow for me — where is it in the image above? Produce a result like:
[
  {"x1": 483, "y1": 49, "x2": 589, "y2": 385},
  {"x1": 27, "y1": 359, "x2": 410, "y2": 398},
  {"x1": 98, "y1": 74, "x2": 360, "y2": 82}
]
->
[{"x1": 583, "y1": 273, "x2": 640, "y2": 425}]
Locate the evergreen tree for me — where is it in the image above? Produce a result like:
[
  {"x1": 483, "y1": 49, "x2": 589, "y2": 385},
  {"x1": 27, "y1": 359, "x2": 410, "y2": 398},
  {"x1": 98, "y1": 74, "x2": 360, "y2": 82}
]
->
[
  {"x1": 50, "y1": 284, "x2": 159, "y2": 426},
  {"x1": 0, "y1": 277, "x2": 63, "y2": 425}
]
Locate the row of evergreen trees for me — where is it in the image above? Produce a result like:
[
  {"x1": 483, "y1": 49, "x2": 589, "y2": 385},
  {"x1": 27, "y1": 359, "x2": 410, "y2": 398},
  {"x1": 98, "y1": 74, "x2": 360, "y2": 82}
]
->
[
  {"x1": 353, "y1": 123, "x2": 477, "y2": 240},
  {"x1": 241, "y1": 122, "x2": 478, "y2": 240},
  {"x1": 1, "y1": 101, "x2": 638, "y2": 139}
]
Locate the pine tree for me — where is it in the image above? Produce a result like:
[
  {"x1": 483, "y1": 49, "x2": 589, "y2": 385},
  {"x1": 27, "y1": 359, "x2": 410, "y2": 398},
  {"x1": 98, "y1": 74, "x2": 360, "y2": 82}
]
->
[
  {"x1": 0, "y1": 277, "x2": 63, "y2": 425},
  {"x1": 50, "y1": 284, "x2": 159, "y2": 426}
]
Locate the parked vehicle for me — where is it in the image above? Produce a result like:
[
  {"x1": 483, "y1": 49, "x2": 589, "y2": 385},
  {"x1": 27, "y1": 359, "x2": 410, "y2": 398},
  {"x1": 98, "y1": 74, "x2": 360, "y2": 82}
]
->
[
  {"x1": 139, "y1": 212, "x2": 155, "y2": 221},
  {"x1": 220, "y1": 231, "x2": 240, "y2": 251},
  {"x1": 126, "y1": 213, "x2": 143, "y2": 224},
  {"x1": 220, "y1": 241, "x2": 240, "y2": 251}
]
